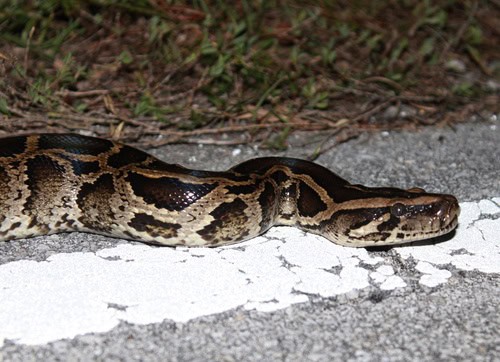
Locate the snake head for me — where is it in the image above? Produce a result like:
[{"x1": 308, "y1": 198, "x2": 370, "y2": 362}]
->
[
  {"x1": 384, "y1": 193, "x2": 460, "y2": 242},
  {"x1": 319, "y1": 186, "x2": 460, "y2": 247}
]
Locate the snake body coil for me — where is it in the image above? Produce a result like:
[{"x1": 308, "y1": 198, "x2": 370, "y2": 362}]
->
[{"x1": 0, "y1": 133, "x2": 459, "y2": 247}]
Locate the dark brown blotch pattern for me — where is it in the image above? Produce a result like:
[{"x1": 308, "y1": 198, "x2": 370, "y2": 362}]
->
[
  {"x1": 77, "y1": 173, "x2": 116, "y2": 232},
  {"x1": 68, "y1": 159, "x2": 100, "y2": 176},
  {"x1": 127, "y1": 172, "x2": 217, "y2": 211},
  {"x1": 297, "y1": 182, "x2": 327, "y2": 217},
  {"x1": 128, "y1": 213, "x2": 181, "y2": 239},
  {"x1": 225, "y1": 184, "x2": 257, "y2": 195},
  {"x1": 0, "y1": 135, "x2": 28, "y2": 157},
  {"x1": 198, "y1": 198, "x2": 249, "y2": 244},
  {"x1": 24, "y1": 155, "x2": 68, "y2": 220},
  {"x1": 107, "y1": 145, "x2": 149, "y2": 168}
]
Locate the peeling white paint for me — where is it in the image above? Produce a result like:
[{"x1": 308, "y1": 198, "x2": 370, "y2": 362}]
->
[
  {"x1": 370, "y1": 265, "x2": 407, "y2": 290},
  {"x1": 0, "y1": 198, "x2": 498, "y2": 346},
  {"x1": 415, "y1": 261, "x2": 452, "y2": 287}
]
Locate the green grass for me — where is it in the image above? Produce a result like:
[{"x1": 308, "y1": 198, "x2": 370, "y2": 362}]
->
[{"x1": 0, "y1": 0, "x2": 497, "y2": 146}]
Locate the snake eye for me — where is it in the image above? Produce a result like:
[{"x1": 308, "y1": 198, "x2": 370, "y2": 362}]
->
[{"x1": 390, "y1": 203, "x2": 406, "y2": 217}]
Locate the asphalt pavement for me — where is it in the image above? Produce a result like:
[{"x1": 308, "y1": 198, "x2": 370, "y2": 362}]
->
[{"x1": 0, "y1": 119, "x2": 499, "y2": 361}]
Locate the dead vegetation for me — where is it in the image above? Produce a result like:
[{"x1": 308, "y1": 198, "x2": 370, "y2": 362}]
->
[{"x1": 0, "y1": 0, "x2": 498, "y2": 149}]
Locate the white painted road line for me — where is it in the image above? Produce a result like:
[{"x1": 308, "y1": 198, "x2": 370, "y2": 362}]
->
[{"x1": 0, "y1": 198, "x2": 498, "y2": 346}]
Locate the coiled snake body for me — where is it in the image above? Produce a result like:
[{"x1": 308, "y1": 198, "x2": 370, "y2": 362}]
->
[{"x1": 0, "y1": 133, "x2": 459, "y2": 247}]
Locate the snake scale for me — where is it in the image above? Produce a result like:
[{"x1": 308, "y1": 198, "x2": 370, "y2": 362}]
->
[{"x1": 0, "y1": 133, "x2": 460, "y2": 247}]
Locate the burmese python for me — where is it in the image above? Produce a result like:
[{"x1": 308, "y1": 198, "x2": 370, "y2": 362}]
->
[{"x1": 0, "y1": 133, "x2": 460, "y2": 247}]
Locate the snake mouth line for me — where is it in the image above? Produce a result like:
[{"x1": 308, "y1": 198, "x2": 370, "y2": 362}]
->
[{"x1": 401, "y1": 211, "x2": 460, "y2": 244}]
